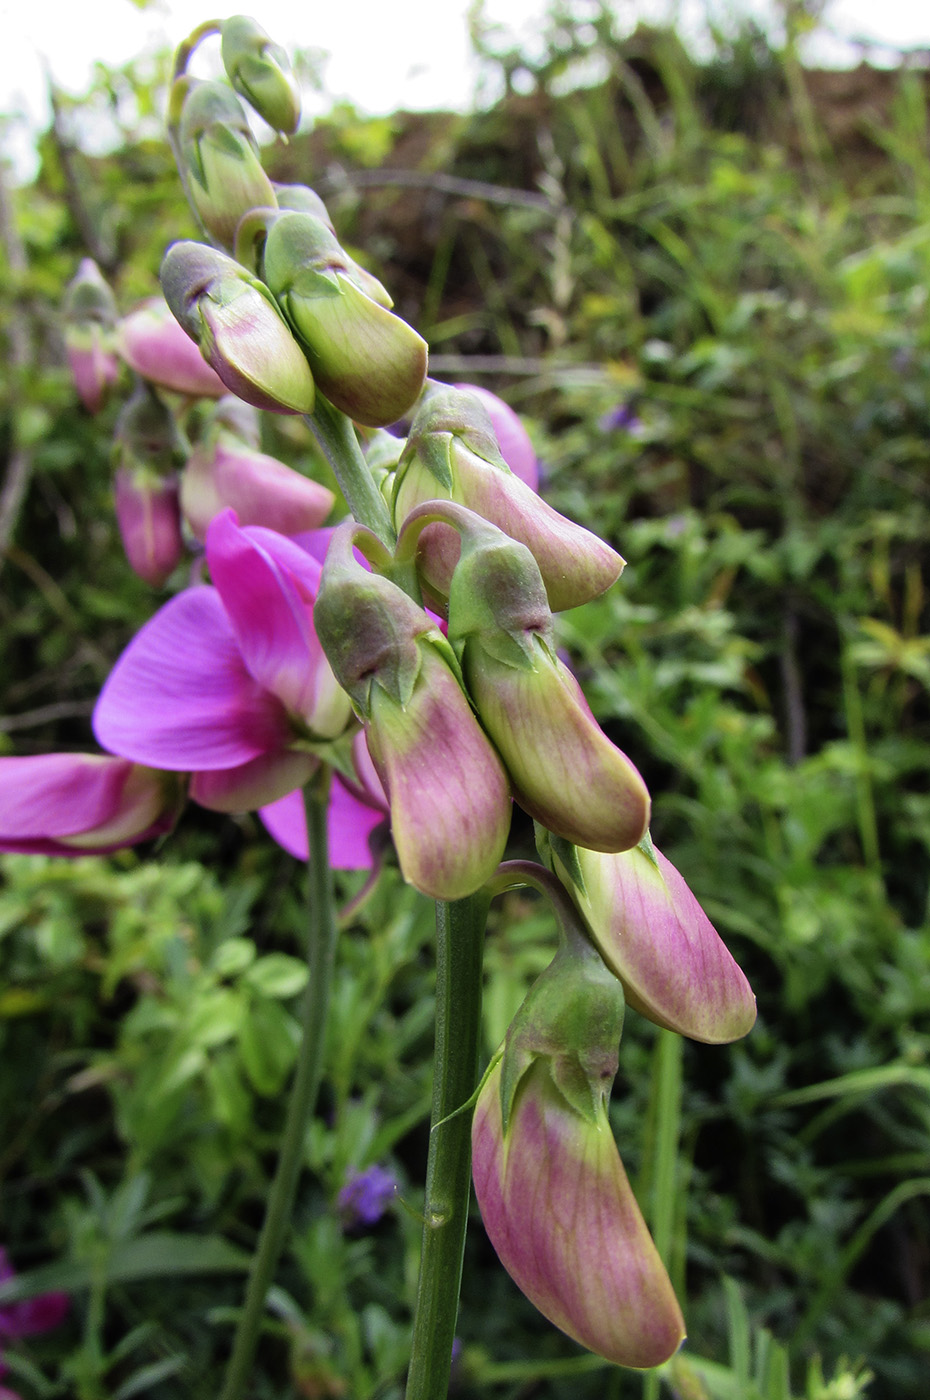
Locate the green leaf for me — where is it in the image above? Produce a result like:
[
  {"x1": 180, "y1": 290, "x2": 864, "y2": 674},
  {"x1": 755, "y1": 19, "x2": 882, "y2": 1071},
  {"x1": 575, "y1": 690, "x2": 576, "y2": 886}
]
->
[
  {"x1": 244, "y1": 952, "x2": 309, "y2": 999},
  {"x1": 0, "y1": 1233, "x2": 251, "y2": 1303}
]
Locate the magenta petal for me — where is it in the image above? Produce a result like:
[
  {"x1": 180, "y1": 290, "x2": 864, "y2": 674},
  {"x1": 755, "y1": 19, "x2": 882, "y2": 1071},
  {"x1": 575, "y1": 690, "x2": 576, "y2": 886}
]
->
[
  {"x1": 327, "y1": 776, "x2": 386, "y2": 869},
  {"x1": 93, "y1": 587, "x2": 290, "y2": 769},
  {"x1": 206, "y1": 513, "x2": 342, "y2": 731},
  {"x1": 259, "y1": 776, "x2": 385, "y2": 869},
  {"x1": 0, "y1": 754, "x2": 136, "y2": 839}
]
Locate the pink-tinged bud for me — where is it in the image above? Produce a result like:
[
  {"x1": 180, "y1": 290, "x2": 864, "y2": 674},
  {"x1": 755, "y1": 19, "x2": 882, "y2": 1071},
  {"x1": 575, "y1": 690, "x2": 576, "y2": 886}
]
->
[
  {"x1": 0, "y1": 754, "x2": 183, "y2": 855},
  {"x1": 114, "y1": 468, "x2": 184, "y2": 587},
  {"x1": 62, "y1": 258, "x2": 120, "y2": 413},
  {"x1": 221, "y1": 15, "x2": 301, "y2": 136},
  {"x1": 471, "y1": 903, "x2": 682, "y2": 1371},
  {"x1": 262, "y1": 211, "x2": 427, "y2": 427},
  {"x1": 441, "y1": 514, "x2": 649, "y2": 852},
  {"x1": 118, "y1": 298, "x2": 227, "y2": 398},
  {"x1": 393, "y1": 387, "x2": 621, "y2": 611},
  {"x1": 161, "y1": 241, "x2": 315, "y2": 415},
  {"x1": 473, "y1": 1057, "x2": 685, "y2": 1369},
  {"x1": 453, "y1": 383, "x2": 539, "y2": 489},
  {"x1": 111, "y1": 383, "x2": 185, "y2": 585},
  {"x1": 181, "y1": 409, "x2": 334, "y2": 541},
  {"x1": 549, "y1": 834, "x2": 757, "y2": 1044},
  {"x1": 176, "y1": 78, "x2": 278, "y2": 247},
  {"x1": 314, "y1": 524, "x2": 512, "y2": 899}
]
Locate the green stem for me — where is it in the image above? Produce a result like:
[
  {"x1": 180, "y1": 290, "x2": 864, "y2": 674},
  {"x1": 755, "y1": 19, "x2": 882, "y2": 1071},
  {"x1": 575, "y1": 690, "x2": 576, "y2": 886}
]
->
[
  {"x1": 642, "y1": 1028, "x2": 683, "y2": 1400},
  {"x1": 219, "y1": 781, "x2": 338, "y2": 1400},
  {"x1": 307, "y1": 397, "x2": 396, "y2": 549},
  {"x1": 405, "y1": 893, "x2": 488, "y2": 1400}
]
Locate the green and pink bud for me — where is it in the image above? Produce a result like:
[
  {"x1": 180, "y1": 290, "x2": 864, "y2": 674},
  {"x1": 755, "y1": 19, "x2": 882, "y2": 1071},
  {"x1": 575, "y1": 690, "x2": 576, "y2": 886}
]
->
[
  {"x1": 174, "y1": 78, "x2": 277, "y2": 247},
  {"x1": 433, "y1": 509, "x2": 649, "y2": 851},
  {"x1": 393, "y1": 386, "x2": 621, "y2": 611},
  {"x1": 472, "y1": 892, "x2": 685, "y2": 1368},
  {"x1": 161, "y1": 241, "x2": 315, "y2": 415},
  {"x1": 314, "y1": 524, "x2": 511, "y2": 899},
  {"x1": 117, "y1": 298, "x2": 227, "y2": 399},
  {"x1": 261, "y1": 211, "x2": 428, "y2": 426},
  {"x1": 112, "y1": 384, "x2": 185, "y2": 586},
  {"x1": 62, "y1": 258, "x2": 120, "y2": 413},
  {"x1": 180, "y1": 399, "x2": 334, "y2": 540},
  {"x1": 221, "y1": 15, "x2": 301, "y2": 136},
  {"x1": 547, "y1": 832, "x2": 757, "y2": 1044}
]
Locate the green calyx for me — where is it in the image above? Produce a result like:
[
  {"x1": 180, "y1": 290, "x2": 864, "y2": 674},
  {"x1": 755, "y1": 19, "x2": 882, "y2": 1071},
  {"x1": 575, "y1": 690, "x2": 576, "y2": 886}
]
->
[
  {"x1": 313, "y1": 524, "x2": 434, "y2": 714},
  {"x1": 498, "y1": 900, "x2": 625, "y2": 1135},
  {"x1": 446, "y1": 522, "x2": 555, "y2": 670}
]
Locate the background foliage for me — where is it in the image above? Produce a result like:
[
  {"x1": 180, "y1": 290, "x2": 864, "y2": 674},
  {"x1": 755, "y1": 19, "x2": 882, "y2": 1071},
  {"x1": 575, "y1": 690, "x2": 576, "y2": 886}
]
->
[{"x1": 1, "y1": 4, "x2": 928, "y2": 1396}]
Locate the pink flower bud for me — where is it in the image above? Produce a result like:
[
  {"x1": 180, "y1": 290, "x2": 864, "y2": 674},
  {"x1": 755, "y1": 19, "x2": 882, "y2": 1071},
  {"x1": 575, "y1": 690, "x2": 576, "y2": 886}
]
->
[
  {"x1": 453, "y1": 383, "x2": 538, "y2": 489},
  {"x1": 118, "y1": 298, "x2": 227, "y2": 398},
  {"x1": 114, "y1": 467, "x2": 184, "y2": 587},
  {"x1": 552, "y1": 836, "x2": 757, "y2": 1044},
  {"x1": 444, "y1": 518, "x2": 649, "y2": 852},
  {"x1": 473, "y1": 1057, "x2": 685, "y2": 1369},
  {"x1": 62, "y1": 258, "x2": 120, "y2": 413},
  {"x1": 181, "y1": 426, "x2": 334, "y2": 541},
  {"x1": 161, "y1": 242, "x2": 316, "y2": 415},
  {"x1": 394, "y1": 387, "x2": 621, "y2": 611}
]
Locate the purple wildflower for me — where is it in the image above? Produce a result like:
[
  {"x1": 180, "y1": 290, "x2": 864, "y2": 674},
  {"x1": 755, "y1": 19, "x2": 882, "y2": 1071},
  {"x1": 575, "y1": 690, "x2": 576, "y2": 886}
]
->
[
  {"x1": 598, "y1": 402, "x2": 643, "y2": 435},
  {"x1": 0, "y1": 1249, "x2": 69, "y2": 1399},
  {"x1": 337, "y1": 1165, "x2": 398, "y2": 1230}
]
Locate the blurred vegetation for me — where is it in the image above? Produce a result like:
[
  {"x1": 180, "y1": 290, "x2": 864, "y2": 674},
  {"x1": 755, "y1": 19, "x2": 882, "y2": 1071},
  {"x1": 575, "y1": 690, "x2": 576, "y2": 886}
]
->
[{"x1": 1, "y1": 4, "x2": 929, "y2": 1397}]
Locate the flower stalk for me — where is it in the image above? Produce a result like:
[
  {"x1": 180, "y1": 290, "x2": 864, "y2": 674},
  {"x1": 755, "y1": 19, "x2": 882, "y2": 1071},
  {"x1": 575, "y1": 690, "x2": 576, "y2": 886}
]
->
[
  {"x1": 219, "y1": 778, "x2": 338, "y2": 1400},
  {"x1": 405, "y1": 892, "x2": 488, "y2": 1400}
]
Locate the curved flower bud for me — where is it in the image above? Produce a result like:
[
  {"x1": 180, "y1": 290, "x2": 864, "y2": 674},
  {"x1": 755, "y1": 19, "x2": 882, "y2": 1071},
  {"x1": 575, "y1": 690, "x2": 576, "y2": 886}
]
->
[
  {"x1": 112, "y1": 382, "x2": 185, "y2": 585},
  {"x1": 161, "y1": 241, "x2": 315, "y2": 414},
  {"x1": 0, "y1": 754, "x2": 182, "y2": 855},
  {"x1": 548, "y1": 833, "x2": 757, "y2": 1044},
  {"x1": 221, "y1": 15, "x2": 301, "y2": 135},
  {"x1": 62, "y1": 258, "x2": 120, "y2": 413},
  {"x1": 262, "y1": 211, "x2": 427, "y2": 426},
  {"x1": 440, "y1": 511, "x2": 649, "y2": 852},
  {"x1": 118, "y1": 298, "x2": 227, "y2": 399},
  {"x1": 314, "y1": 524, "x2": 511, "y2": 898},
  {"x1": 453, "y1": 383, "x2": 539, "y2": 489},
  {"x1": 393, "y1": 387, "x2": 620, "y2": 611},
  {"x1": 472, "y1": 898, "x2": 684, "y2": 1369},
  {"x1": 181, "y1": 406, "x2": 334, "y2": 541},
  {"x1": 473, "y1": 1058, "x2": 685, "y2": 1369},
  {"x1": 115, "y1": 468, "x2": 184, "y2": 587},
  {"x1": 176, "y1": 78, "x2": 277, "y2": 247}
]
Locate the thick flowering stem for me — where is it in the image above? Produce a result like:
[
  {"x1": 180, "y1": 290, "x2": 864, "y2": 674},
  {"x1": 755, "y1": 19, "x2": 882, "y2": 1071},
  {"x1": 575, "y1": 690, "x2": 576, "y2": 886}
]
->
[
  {"x1": 406, "y1": 892, "x2": 488, "y2": 1400},
  {"x1": 219, "y1": 780, "x2": 338, "y2": 1400},
  {"x1": 306, "y1": 396, "x2": 396, "y2": 549}
]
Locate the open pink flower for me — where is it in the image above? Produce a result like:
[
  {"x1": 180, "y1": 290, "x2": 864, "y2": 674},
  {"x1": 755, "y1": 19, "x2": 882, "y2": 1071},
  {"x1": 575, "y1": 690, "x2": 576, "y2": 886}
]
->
[
  {"x1": 93, "y1": 511, "x2": 352, "y2": 813},
  {"x1": 0, "y1": 755, "x2": 181, "y2": 855}
]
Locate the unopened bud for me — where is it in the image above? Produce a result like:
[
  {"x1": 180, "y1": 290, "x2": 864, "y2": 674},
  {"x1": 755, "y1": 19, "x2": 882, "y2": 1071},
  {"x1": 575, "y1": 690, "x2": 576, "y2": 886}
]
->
[
  {"x1": 118, "y1": 298, "x2": 227, "y2": 399},
  {"x1": 62, "y1": 258, "x2": 120, "y2": 413},
  {"x1": 176, "y1": 78, "x2": 277, "y2": 246},
  {"x1": 394, "y1": 387, "x2": 621, "y2": 611},
  {"x1": 221, "y1": 15, "x2": 301, "y2": 135},
  {"x1": 262, "y1": 211, "x2": 427, "y2": 426},
  {"x1": 161, "y1": 241, "x2": 315, "y2": 415}
]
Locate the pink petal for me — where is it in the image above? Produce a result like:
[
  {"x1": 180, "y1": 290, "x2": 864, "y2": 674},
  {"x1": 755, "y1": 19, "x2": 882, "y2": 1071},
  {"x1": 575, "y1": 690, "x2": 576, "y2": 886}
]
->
[
  {"x1": 0, "y1": 754, "x2": 137, "y2": 839},
  {"x1": 259, "y1": 776, "x2": 386, "y2": 869},
  {"x1": 93, "y1": 587, "x2": 290, "y2": 769},
  {"x1": 205, "y1": 513, "x2": 346, "y2": 735},
  {"x1": 190, "y1": 750, "x2": 317, "y2": 813}
]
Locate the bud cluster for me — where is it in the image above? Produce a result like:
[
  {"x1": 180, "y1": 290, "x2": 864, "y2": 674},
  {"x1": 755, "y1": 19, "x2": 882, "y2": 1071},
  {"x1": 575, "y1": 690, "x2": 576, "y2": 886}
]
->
[{"x1": 41, "y1": 15, "x2": 761, "y2": 1386}]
